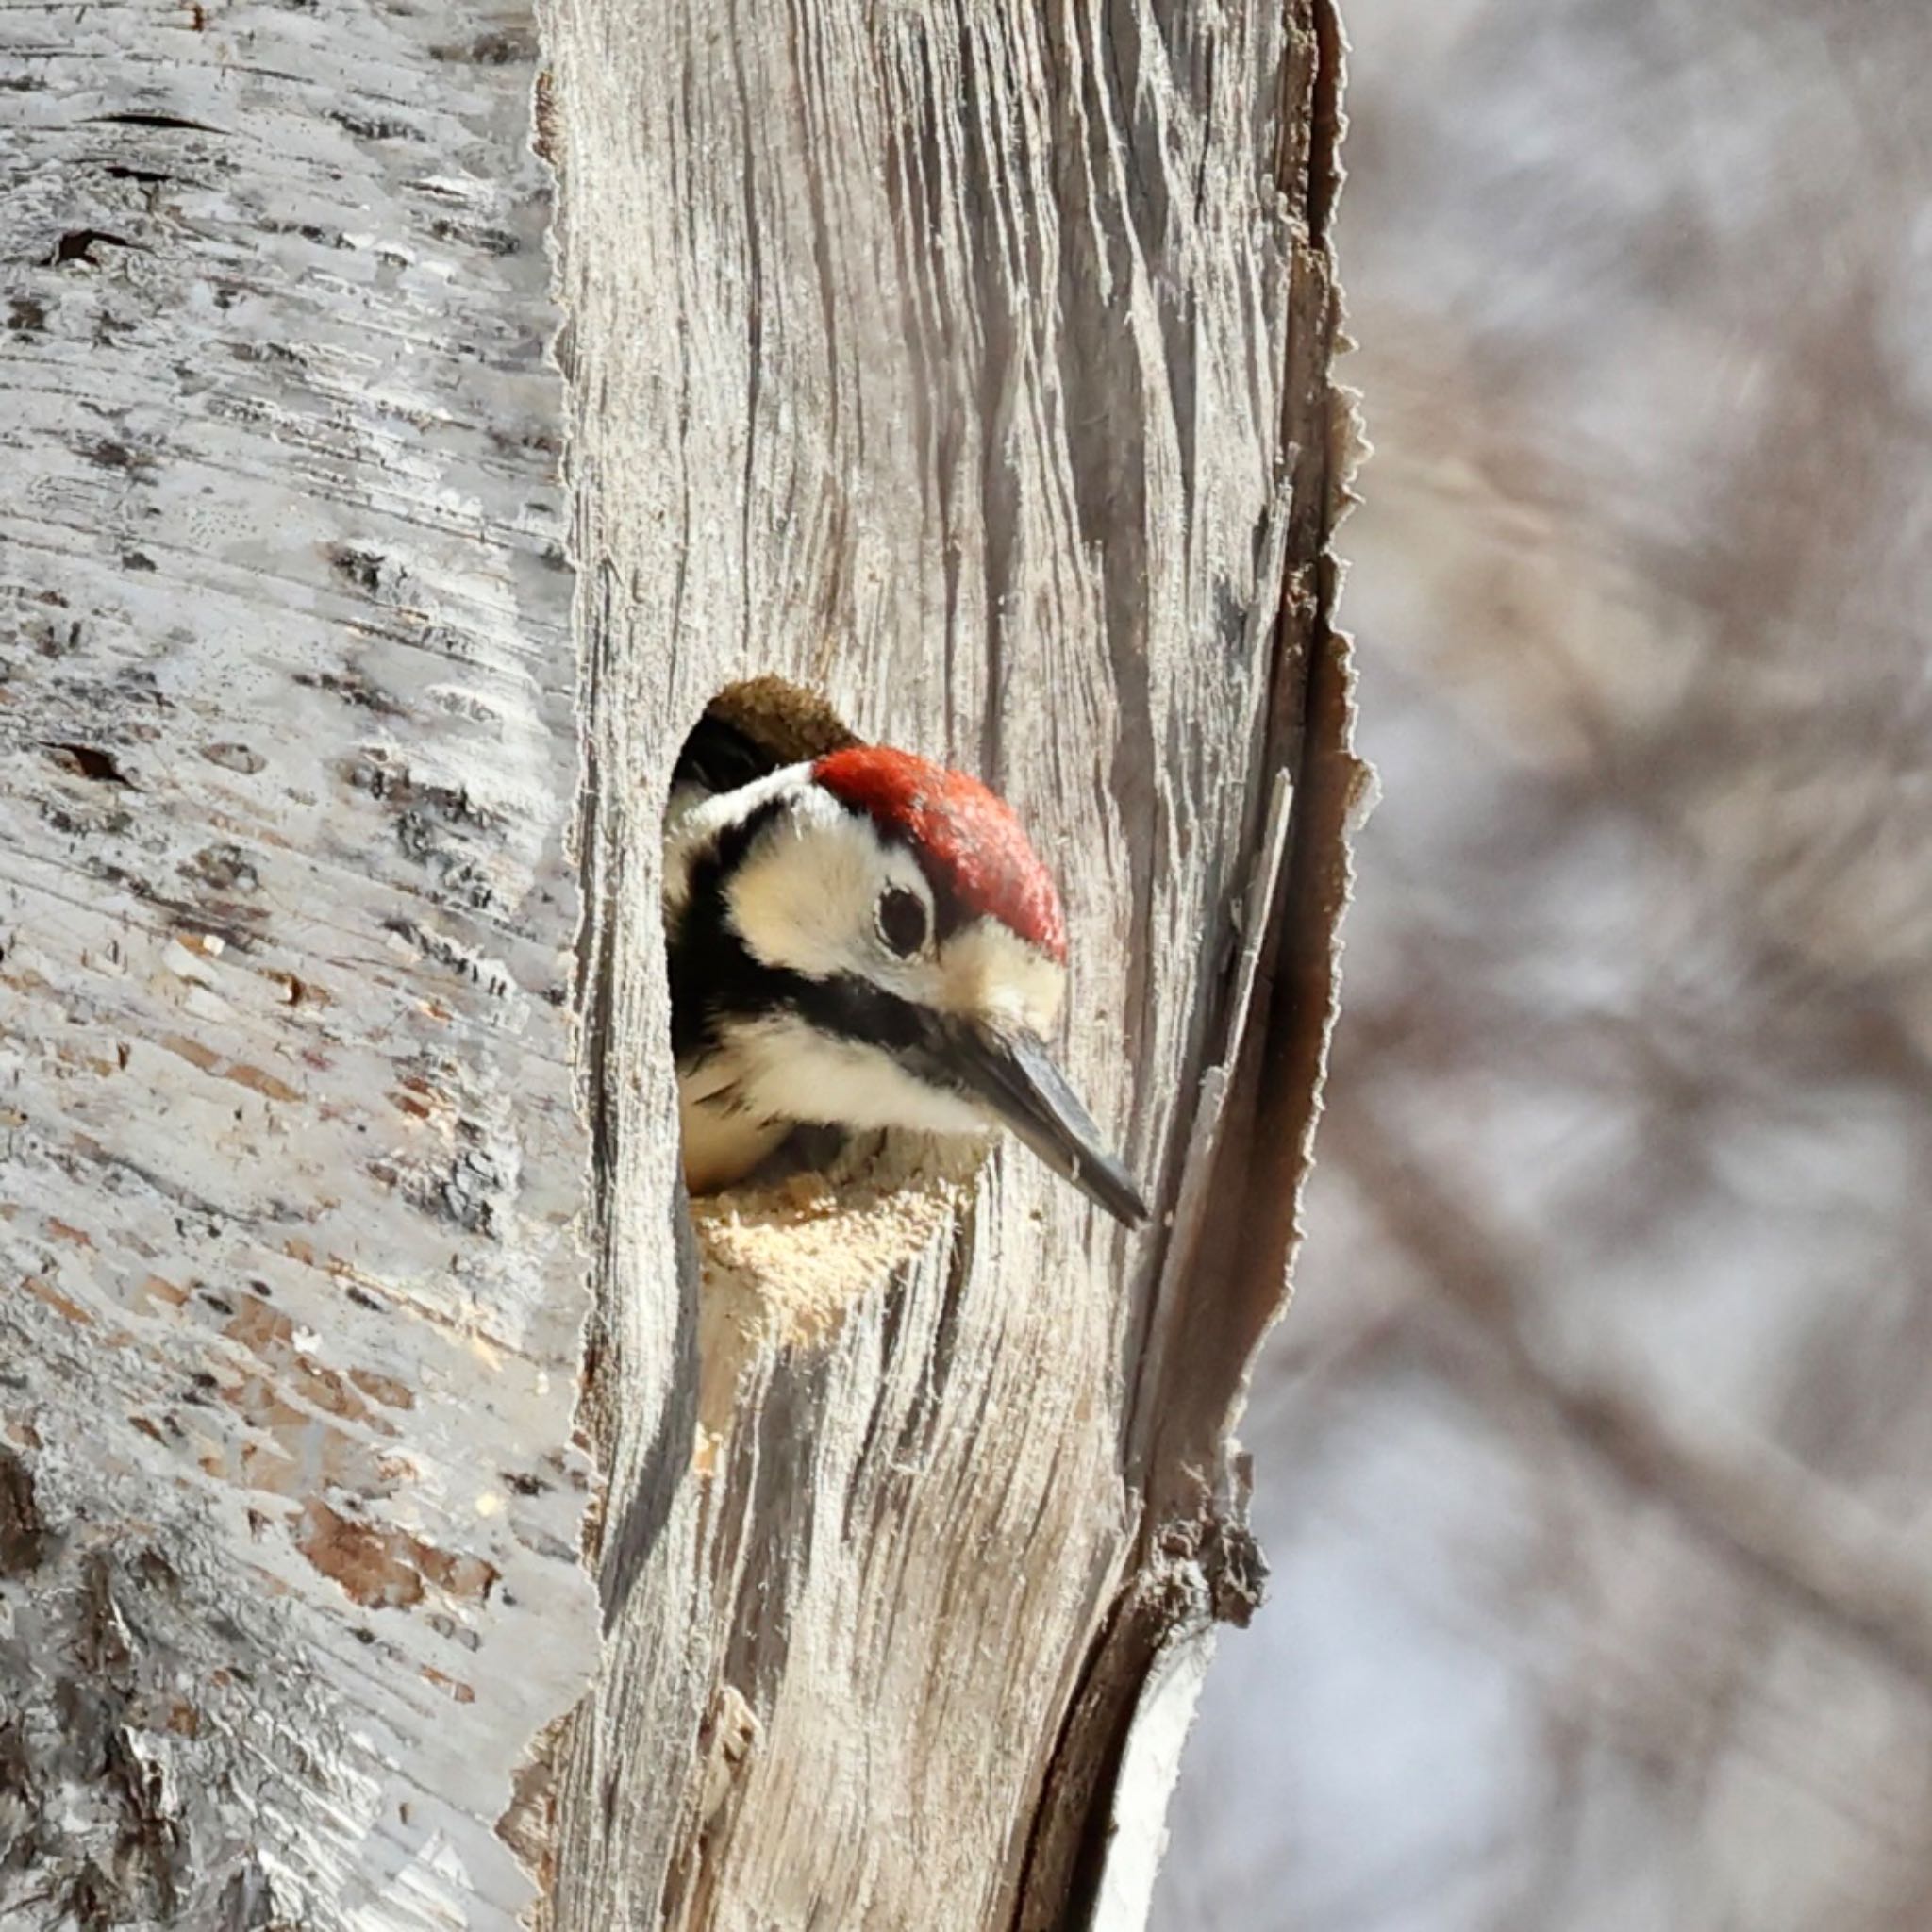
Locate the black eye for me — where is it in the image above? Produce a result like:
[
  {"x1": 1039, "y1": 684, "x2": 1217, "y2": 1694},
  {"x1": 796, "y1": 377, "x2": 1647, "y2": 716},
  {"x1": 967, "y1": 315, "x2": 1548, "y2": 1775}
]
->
[{"x1": 876, "y1": 886, "x2": 928, "y2": 958}]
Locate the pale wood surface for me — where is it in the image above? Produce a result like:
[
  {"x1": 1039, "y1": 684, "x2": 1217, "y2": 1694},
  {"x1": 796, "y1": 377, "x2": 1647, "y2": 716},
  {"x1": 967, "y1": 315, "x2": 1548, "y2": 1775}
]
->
[
  {"x1": 545, "y1": 2, "x2": 1356, "y2": 1926},
  {"x1": 0, "y1": 9, "x2": 595, "y2": 1926}
]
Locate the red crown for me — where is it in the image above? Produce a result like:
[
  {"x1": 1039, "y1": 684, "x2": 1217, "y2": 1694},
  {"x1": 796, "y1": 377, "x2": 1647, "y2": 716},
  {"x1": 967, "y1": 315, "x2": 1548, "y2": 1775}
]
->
[{"x1": 812, "y1": 746, "x2": 1069, "y2": 963}]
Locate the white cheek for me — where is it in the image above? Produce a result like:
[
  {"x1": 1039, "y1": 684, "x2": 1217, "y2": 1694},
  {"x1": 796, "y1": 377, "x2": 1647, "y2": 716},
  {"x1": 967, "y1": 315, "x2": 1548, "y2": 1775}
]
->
[
  {"x1": 727, "y1": 1013, "x2": 991, "y2": 1138},
  {"x1": 728, "y1": 796, "x2": 928, "y2": 983}
]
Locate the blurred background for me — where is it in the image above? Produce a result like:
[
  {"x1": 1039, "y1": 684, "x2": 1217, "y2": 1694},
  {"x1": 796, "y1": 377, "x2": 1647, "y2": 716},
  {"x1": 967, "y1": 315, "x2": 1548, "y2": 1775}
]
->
[{"x1": 1155, "y1": 1, "x2": 1932, "y2": 1926}]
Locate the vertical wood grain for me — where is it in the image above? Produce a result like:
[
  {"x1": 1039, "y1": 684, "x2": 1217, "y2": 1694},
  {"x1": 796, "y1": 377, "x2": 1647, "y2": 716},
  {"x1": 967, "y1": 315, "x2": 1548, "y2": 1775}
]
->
[{"x1": 545, "y1": 1, "x2": 1357, "y2": 1924}]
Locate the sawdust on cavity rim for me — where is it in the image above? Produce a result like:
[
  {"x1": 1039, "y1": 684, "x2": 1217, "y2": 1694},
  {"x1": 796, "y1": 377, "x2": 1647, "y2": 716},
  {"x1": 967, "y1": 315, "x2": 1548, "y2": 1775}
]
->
[
  {"x1": 689, "y1": 1143, "x2": 985, "y2": 1468},
  {"x1": 690, "y1": 1144, "x2": 977, "y2": 1350}
]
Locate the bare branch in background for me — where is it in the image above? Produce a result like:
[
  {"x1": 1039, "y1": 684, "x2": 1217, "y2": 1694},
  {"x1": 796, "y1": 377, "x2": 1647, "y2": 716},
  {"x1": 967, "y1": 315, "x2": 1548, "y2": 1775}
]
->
[{"x1": 1158, "y1": 2, "x2": 1932, "y2": 1924}]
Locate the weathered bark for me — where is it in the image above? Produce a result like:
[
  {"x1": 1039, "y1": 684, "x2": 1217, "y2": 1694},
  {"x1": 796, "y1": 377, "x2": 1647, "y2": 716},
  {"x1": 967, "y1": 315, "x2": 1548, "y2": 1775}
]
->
[
  {"x1": 0, "y1": 2, "x2": 1357, "y2": 1928},
  {"x1": 0, "y1": 11, "x2": 594, "y2": 1926},
  {"x1": 543, "y1": 3, "x2": 1358, "y2": 1928}
]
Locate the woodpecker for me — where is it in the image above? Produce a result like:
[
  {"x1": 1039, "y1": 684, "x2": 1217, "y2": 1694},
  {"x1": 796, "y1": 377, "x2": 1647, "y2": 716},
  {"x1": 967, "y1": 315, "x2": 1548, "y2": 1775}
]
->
[{"x1": 664, "y1": 711, "x2": 1148, "y2": 1228}]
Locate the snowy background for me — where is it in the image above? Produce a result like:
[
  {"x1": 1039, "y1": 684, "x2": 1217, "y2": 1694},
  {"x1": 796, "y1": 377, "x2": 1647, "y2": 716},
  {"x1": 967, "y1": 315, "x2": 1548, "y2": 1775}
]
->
[{"x1": 1157, "y1": 3, "x2": 1932, "y2": 1926}]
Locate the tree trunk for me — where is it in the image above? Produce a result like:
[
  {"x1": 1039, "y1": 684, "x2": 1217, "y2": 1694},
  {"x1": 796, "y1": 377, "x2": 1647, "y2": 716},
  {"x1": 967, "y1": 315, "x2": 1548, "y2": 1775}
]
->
[{"x1": 0, "y1": 3, "x2": 1357, "y2": 1928}]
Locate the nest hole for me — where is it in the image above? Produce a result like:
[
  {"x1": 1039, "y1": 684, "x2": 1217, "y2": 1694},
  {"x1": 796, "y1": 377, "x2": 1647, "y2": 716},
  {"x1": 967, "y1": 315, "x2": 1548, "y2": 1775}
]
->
[{"x1": 667, "y1": 680, "x2": 990, "y2": 1364}]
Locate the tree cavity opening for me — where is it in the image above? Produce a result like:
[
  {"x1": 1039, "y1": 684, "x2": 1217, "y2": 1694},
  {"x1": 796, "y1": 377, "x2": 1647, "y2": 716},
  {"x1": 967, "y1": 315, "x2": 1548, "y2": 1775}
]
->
[{"x1": 664, "y1": 678, "x2": 988, "y2": 1358}]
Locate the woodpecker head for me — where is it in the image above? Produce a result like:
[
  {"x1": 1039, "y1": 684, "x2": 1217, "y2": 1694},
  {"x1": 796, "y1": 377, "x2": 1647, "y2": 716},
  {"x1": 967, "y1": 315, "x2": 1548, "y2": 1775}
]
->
[{"x1": 665, "y1": 743, "x2": 1148, "y2": 1227}]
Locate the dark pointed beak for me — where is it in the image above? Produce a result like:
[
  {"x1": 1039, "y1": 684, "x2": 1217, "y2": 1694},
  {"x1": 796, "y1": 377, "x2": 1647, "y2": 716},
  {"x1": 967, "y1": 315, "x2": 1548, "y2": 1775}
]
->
[{"x1": 945, "y1": 1026, "x2": 1149, "y2": 1229}]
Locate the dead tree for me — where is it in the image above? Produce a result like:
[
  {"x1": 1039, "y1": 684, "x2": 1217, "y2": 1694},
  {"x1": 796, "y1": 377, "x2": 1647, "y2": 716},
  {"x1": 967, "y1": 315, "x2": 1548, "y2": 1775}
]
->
[{"x1": 0, "y1": 3, "x2": 1357, "y2": 1925}]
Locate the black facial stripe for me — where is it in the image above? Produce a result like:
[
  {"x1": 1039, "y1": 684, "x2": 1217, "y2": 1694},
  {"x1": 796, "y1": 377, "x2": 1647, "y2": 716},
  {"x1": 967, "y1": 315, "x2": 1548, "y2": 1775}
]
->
[
  {"x1": 669, "y1": 792, "x2": 789, "y2": 1067},
  {"x1": 782, "y1": 971, "x2": 953, "y2": 1068},
  {"x1": 698, "y1": 957, "x2": 964, "y2": 1099}
]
